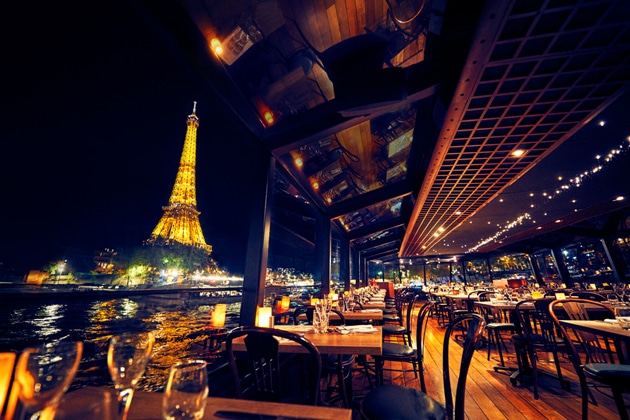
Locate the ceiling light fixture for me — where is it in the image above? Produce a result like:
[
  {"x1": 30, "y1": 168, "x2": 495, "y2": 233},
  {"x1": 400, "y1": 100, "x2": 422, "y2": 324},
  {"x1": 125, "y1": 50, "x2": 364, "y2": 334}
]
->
[{"x1": 511, "y1": 149, "x2": 526, "y2": 157}]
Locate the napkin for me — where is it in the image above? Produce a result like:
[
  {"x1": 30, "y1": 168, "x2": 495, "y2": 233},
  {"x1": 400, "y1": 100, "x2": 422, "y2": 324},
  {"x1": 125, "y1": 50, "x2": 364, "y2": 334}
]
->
[
  {"x1": 341, "y1": 325, "x2": 377, "y2": 333},
  {"x1": 604, "y1": 319, "x2": 618, "y2": 324}
]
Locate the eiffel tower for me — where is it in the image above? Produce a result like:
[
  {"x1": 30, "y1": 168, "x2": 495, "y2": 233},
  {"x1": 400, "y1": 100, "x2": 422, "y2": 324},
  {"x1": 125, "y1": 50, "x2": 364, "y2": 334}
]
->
[{"x1": 145, "y1": 102, "x2": 212, "y2": 254}]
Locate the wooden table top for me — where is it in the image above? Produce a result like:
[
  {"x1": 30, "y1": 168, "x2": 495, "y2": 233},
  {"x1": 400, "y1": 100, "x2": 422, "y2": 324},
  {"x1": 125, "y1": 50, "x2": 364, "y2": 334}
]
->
[
  {"x1": 58, "y1": 387, "x2": 351, "y2": 419},
  {"x1": 560, "y1": 319, "x2": 630, "y2": 342},
  {"x1": 361, "y1": 301, "x2": 386, "y2": 309},
  {"x1": 226, "y1": 325, "x2": 382, "y2": 356}
]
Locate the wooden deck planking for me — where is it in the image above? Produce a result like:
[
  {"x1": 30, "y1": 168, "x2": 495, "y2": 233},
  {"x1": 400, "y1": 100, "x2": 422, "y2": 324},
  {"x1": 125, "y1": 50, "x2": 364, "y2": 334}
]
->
[{"x1": 344, "y1": 302, "x2": 627, "y2": 419}]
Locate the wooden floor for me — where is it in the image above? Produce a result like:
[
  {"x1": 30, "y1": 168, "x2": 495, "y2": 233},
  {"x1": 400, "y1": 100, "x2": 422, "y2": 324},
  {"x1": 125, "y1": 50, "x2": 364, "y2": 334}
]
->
[{"x1": 334, "y1": 304, "x2": 629, "y2": 419}]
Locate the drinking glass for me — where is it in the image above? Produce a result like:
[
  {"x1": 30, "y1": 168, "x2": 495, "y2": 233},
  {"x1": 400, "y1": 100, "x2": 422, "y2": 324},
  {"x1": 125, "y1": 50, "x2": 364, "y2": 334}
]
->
[
  {"x1": 313, "y1": 297, "x2": 331, "y2": 334},
  {"x1": 15, "y1": 340, "x2": 83, "y2": 420},
  {"x1": 108, "y1": 331, "x2": 155, "y2": 420},
  {"x1": 162, "y1": 360, "x2": 208, "y2": 420},
  {"x1": 614, "y1": 306, "x2": 630, "y2": 329}
]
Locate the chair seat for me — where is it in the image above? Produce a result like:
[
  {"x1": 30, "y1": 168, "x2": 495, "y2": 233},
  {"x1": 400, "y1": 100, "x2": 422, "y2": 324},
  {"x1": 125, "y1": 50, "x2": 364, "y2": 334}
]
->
[
  {"x1": 487, "y1": 322, "x2": 514, "y2": 330},
  {"x1": 361, "y1": 384, "x2": 446, "y2": 420},
  {"x1": 383, "y1": 315, "x2": 401, "y2": 322},
  {"x1": 382, "y1": 324, "x2": 407, "y2": 335},
  {"x1": 584, "y1": 363, "x2": 630, "y2": 382},
  {"x1": 381, "y1": 342, "x2": 414, "y2": 358}
]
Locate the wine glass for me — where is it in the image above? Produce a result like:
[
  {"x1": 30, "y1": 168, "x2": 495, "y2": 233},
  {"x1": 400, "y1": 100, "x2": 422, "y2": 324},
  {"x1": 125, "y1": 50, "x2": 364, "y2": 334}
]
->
[
  {"x1": 162, "y1": 360, "x2": 208, "y2": 420},
  {"x1": 15, "y1": 340, "x2": 83, "y2": 420},
  {"x1": 107, "y1": 331, "x2": 155, "y2": 420}
]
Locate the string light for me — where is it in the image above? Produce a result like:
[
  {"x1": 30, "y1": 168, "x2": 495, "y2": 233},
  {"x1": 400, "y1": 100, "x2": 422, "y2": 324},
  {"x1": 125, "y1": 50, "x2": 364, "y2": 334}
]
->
[
  {"x1": 468, "y1": 213, "x2": 531, "y2": 252},
  {"x1": 466, "y1": 135, "x2": 629, "y2": 252}
]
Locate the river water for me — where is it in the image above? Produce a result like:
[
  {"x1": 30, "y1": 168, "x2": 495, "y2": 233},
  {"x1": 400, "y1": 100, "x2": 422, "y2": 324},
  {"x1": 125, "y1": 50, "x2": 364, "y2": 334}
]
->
[{"x1": 0, "y1": 291, "x2": 243, "y2": 392}]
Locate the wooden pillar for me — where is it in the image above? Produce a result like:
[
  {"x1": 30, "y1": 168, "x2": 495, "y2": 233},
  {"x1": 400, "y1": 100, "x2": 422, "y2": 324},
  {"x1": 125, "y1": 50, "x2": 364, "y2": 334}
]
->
[
  {"x1": 350, "y1": 245, "x2": 359, "y2": 287},
  {"x1": 239, "y1": 153, "x2": 275, "y2": 326},
  {"x1": 338, "y1": 237, "x2": 350, "y2": 290},
  {"x1": 315, "y1": 212, "x2": 331, "y2": 294}
]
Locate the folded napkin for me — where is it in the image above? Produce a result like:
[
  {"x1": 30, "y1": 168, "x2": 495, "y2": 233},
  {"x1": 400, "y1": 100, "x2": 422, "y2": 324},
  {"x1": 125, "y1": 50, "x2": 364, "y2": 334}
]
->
[
  {"x1": 360, "y1": 309, "x2": 382, "y2": 313},
  {"x1": 604, "y1": 319, "x2": 618, "y2": 324},
  {"x1": 341, "y1": 325, "x2": 377, "y2": 333}
]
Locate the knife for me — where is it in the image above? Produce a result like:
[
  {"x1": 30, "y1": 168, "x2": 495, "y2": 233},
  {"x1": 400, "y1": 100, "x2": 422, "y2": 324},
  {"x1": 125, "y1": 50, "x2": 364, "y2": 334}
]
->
[{"x1": 213, "y1": 410, "x2": 324, "y2": 420}]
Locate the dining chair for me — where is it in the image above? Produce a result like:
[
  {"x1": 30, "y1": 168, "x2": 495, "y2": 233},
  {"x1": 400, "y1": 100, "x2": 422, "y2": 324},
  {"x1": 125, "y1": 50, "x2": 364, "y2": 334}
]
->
[
  {"x1": 224, "y1": 326, "x2": 322, "y2": 406},
  {"x1": 549, "y1": 299, "x2": 630, "y2": 420},
  {"x1": 476, "y1": 293, "x2": 515, "y2": 368},
  {"x1": 372, "y1": 298, "x2": 430, "y2": 388},
  {"x1": 361, "y1": 312, "x2": 485, "y2": 420},
  {"x1": 569, "y1": 291, "x2": 607, "y2": 302},
  {"x1": 512, "y1": 299, "x2": 570, "y2": 399},
  {"x1": 382, "y1": 292, "x2": 415, "y2": 345}
]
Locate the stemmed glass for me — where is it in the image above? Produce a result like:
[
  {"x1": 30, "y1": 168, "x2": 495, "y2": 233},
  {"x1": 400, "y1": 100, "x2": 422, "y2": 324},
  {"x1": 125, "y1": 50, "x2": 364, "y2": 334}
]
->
[
  {"x1": 107, "y1": 331, "x2": 155, "y2": 420},
  {"x1": 162, "y1": 360, "x2": 208, "y2": 420},
  {"x1": 15, "y1": 340, "x2": 83, "y2": 420}
]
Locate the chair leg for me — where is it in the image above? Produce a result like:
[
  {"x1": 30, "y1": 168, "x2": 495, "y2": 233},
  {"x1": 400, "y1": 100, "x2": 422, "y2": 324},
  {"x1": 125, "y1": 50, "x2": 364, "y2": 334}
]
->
[
  {"x1": 611, "y1": 386, "x2": 630, "y2": 420},
  {"x1": 494, "y1": 330, "x2": 506, "y2": 366},
  {"x1": 529, "y1": 346, "x2": 539, "y2": 400}
]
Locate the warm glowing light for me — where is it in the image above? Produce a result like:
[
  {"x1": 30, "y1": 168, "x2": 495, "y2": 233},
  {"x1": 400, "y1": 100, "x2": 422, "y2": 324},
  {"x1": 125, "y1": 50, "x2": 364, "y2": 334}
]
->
[
  {"x1": 295, "y1": 157, "x2": 303, "y2": 167},
  {"x1": 281, "y1": 296, "x2": 291, "y2": 311},
  {"x1": 0, "y1": 353, "x2": 16, "y2": 411},
  {"x1": 264, "y1": 111, "x2": 274, "y2": 125},
  {"x1": 256, "y1": 307, "x2": 273, "y2": 328},
  {"x1": 511, "y1": 149, "x2": 526, "y2": 157},
  {"x1": 555, "y1": 219, "x2": 563, "y2": 223},
  {"x1": 211, "y1": 304, "x2": 226, "y2": 328},
  {"x1": 598, "y1": 120, "x2": 605, "y2": 126},
  {"x1": 210, "y1": 38, "x2": 223, "y2": 55},
  {"x1": 615, "y1": 196, "x2": 625, "y2": 201},
  {"x1": 312, "y1": 181, "x2": 319, "y2": 190}
]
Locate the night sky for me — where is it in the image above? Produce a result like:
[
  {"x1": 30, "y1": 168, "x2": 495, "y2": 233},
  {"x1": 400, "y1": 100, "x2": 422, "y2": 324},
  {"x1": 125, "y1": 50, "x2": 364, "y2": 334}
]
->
[{"x1": 1, "y1": 1, "x2": 258, "y2": 275}]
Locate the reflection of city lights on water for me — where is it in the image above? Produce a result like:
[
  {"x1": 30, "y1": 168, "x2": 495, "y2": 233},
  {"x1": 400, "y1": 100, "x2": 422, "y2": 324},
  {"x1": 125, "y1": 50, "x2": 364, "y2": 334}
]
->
[{"x1": 26, "y1": 304, "x2": 65, "y2": 338}]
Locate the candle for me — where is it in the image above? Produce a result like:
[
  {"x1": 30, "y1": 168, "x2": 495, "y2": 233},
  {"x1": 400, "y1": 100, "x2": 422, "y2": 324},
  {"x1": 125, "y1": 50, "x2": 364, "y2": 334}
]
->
[
  {"x1": 211, "y1": 304, "x2": 226, "y2": 328},
  {"x1": 281, "y1": 296, "x2": 290, "y2": 311},
  {"x1": 256, "y1": 307, "x2": 273, "y2": 328}
]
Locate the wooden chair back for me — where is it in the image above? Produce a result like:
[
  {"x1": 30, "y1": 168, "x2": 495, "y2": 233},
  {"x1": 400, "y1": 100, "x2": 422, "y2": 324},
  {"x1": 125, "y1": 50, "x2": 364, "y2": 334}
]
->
[
  {"x1": 225, "y1": 326, "x2": 322, "y2": 406},
  {"x1": 443, "y1": 313, "x2": 485, "y2": 420}
]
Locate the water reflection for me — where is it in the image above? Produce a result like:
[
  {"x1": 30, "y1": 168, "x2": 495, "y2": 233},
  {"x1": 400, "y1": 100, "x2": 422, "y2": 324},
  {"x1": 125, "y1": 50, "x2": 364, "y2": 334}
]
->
[{"x1": 0, "y1": 294, "x2": 241, "y2": 392}]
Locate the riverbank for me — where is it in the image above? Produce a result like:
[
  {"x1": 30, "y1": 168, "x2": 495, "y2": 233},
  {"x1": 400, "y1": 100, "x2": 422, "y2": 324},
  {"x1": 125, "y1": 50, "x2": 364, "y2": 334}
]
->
[{"x1": 0, "y1": 283, "x2": 242, "y2": 302}]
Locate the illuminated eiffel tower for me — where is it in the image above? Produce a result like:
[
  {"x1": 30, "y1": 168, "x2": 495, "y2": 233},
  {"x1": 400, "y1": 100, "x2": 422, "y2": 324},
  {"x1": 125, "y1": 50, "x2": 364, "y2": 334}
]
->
[{"x1": 146, "y1": 102, "x2": 212, "y2": 254}]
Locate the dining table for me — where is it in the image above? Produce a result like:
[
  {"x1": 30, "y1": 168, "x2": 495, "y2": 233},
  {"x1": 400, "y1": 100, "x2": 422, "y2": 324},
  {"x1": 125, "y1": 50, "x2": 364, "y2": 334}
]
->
[
  {"x1": 57, "y1": 386, "x2": 352, "y2": 419},
  {"x1": 559, "y1": 319, "x2": 630, "y2": 363},
  {"x1": 296, "y1": 308, "x2": 383, "y2": 323},
  {"x1": 225, "y1": 324, "x2": 383, "y2": 356},
  {"x1": 360, "y1": 301, "x2": 386, "y2": 310}
]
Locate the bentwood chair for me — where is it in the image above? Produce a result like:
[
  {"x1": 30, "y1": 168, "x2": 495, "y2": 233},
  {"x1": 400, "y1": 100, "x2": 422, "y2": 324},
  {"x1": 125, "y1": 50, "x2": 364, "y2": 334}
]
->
[
  {"x1": 372, "y1": 300, "x2": 432, "y2": 388},
  {"x1": 476, "y1": 292, "x2": 515, "y2": 368},
  {"x1": 292, "y1": 307, "x2": 354, "y2": 407},
  {"x1": 569, "y1": 291, "x2": 607, "y2": 302},
  {"x1": 549, "y1": 299, "x2": 630, "y2": 420},
  {"x1": 361, "y1": 312, "x2": 485, "y2": 420},
  {"x1": 382, "y1": 292, "x2": 416, "y2": 345},
  {"x1": 512, "y1": 299, "x2": 570, "y2": 399},
  {"x1": 225, "y1": 326, "x2": 322, "y2": 406}
]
